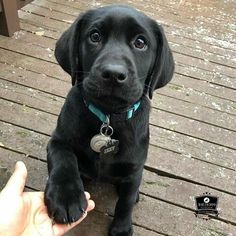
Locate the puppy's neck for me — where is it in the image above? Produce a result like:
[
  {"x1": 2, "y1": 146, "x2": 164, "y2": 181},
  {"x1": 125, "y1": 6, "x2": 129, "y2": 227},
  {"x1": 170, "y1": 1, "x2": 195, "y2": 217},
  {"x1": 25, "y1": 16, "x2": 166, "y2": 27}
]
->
[{"x1": 83, "y1": 98, "x2": 141, "y2": 123}]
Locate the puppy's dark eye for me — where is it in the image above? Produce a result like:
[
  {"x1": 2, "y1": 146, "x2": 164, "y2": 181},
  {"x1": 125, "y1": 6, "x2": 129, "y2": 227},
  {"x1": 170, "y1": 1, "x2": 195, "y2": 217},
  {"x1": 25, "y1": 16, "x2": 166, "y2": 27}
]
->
[
  {"x1": 133, "y1": 36, "x2": 147, "y2": 50},
  {"x1": 90, "y1": 31, "x2": 101, "y2": 43}
]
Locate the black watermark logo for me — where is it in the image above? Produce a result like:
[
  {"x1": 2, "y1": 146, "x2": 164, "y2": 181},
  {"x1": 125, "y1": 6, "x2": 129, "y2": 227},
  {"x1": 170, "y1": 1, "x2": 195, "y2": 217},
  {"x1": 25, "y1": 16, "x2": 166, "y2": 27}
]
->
[{"x1": 195, "y1": 192, "x2": 219, "y2": 219}]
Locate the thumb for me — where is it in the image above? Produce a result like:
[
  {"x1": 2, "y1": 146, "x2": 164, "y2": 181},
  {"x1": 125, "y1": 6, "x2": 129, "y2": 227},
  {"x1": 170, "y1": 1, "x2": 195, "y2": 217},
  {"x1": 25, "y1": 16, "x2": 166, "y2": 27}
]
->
[{"x1": 2, "y1": 161, "x2": 27, "y2": 196}]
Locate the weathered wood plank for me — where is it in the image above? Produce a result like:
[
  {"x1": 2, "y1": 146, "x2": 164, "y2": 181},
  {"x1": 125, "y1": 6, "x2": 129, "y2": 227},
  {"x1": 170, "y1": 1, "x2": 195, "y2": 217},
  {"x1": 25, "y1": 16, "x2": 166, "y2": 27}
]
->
[
  {"x1": 32, "y1": 0, "x2": 80, "y2": 17},
  {"x1": 52, "y1": 0, "x2": 236, "y2": 27},
  {"x1": 176, "y1": 63, "x2": 236, "y2": 89},
  {"x1": 0, "y1": 121, "x2": 48, "y2": 159},
  {"x1": 18, "y1": 10, "x2": 70, "y2": 32},
  {"x1": 20, "y1": 21, "x2": 61, "y2": 39},
  {"x1": 86, "y1": 171, "x2": 236, "y2": 225},
  {"x1": 167, "y1": 33, "x2": 236, "y2": 64},
  {"x1": 0, "y1": 98, "x2": 56, "y2": 135},
  {"x1": 169, "y1": 40, "x2": 236, "y2": 69},
  {"x1": 158, "y1": 83, "x2": 236, "y2": 115},
  {"x1": 153, "y1": 94, "x2": 236, "y2": 131},
  {"x1": 0, "y1": 78, "x2": 63, "y2": 115},
  {"x1": 24, "y1": 2, "x2": 75, "y2": 23},
  {"x1": 150, "y1": 109, "x2": 236, "y2": 150},
  {"x1": 0, "y1": 148, "x2": 47, "y2": 190},
  {"x1": 141, "y1": 170, "x2": 236, "y2": 225},
  {"x1": 147, "y1": 145, "x2": 236, "y2": 194},
  {"x1": 0, "y1": 35, "x2": 56, "y2": 63},
  {"x1": 170, "y1": 74, "x2": 236, "y2": 102},
  {"x1": 0, "y1": 166, "x2": 11, "y2": 191},
  {"x1": 12, "y1": 30, "x2": 56, "y2": 49},
  {"x1": 174, "y1": 53, "x2": 235, "y2": 78},
  {"x1": 150, "y1": 126, "x2": 236, "y2": 171},
  {"x1": 0, "y1": 48, "x2": 67, "y2": 81},
  {"x1": 0, "y1": 62, "x2": 70, "y2": 97},
  {"x1": 149, "y1": 1, "x2": 235, "y2": 33},
  {"x1": 105, "y1": 0, "x2": 236, "y2": 33},
  {"x1": 67, "y1": 210, "x2": 163, "y2": 236},
  {"x1": 152, "y1": 14, "x2": 236, "y2": 51}
]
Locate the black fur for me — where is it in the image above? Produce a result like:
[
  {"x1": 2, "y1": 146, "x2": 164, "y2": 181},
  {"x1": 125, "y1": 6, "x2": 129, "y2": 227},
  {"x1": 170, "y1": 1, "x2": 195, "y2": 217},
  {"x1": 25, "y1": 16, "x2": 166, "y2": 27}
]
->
[{"x1": 45, "y1": 5, "x2": 174, "y2": 236}]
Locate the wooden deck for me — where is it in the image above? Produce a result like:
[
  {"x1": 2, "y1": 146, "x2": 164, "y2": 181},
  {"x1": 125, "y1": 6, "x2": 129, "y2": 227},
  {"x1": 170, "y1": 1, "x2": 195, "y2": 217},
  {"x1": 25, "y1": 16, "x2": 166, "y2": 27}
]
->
[{"x1": 0, "y1": 0, "x2": 236, "y2": 235}]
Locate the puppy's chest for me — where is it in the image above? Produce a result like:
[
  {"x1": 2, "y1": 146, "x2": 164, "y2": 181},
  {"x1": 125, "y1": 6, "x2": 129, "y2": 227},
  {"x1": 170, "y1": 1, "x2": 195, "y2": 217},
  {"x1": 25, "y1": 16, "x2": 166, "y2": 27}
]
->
[
  {"x1": 78, "y1": 151, "x2": 140, "y2": 182},
  {"x1": 74, "y1": 138, "x2": 125, "y2": 179},
  {"x1": 73, "y1": 124, "x2": 144, "y2": 180}
]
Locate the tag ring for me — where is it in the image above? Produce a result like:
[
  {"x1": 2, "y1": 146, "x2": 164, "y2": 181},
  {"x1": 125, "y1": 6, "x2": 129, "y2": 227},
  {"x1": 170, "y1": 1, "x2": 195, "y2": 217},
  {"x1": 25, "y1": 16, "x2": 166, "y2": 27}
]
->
[{"x1": 100, "y1": 124, "x2": 113, "y2": 136}]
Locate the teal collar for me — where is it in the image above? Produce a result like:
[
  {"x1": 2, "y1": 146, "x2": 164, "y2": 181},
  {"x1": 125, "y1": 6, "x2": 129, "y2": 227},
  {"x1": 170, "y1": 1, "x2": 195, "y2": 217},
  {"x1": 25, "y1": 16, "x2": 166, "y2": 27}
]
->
[{"x1": 85, "y1": 100, "x2": 141, "y2": 123}]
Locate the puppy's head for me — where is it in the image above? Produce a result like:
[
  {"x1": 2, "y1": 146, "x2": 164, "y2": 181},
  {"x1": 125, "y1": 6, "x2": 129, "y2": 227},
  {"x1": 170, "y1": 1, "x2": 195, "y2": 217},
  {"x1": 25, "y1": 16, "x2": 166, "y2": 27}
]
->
[{"x1": 55, "y1": 5, "x2": 174, "y2": 112}]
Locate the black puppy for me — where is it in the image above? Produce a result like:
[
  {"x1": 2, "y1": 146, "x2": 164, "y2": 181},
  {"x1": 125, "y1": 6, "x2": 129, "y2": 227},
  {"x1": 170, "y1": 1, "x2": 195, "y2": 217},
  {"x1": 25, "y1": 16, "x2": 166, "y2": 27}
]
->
[{"x1": 45, "y1": 5, "x2": 174, "y2": 236}]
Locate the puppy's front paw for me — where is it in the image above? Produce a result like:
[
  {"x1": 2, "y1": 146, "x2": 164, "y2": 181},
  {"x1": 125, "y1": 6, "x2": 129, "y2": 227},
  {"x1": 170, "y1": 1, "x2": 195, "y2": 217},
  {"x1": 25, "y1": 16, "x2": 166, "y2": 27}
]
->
[
  {"x1": 109, "y1": 220, "x2": 133, "y2": 236},
  {"x1": 44, "y1": 181, "x2": 87, "y2": 224}
]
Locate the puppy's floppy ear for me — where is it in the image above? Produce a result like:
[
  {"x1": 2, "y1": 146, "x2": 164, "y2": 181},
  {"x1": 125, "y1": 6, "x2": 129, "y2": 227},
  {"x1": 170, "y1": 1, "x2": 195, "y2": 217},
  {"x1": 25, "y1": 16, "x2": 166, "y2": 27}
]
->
[
  {"x1": 54, "y1": 13, "x2": 86, "y2": 85},
  {"x1": 146, "y1": 21, "x2": 175, "y2": 99}
]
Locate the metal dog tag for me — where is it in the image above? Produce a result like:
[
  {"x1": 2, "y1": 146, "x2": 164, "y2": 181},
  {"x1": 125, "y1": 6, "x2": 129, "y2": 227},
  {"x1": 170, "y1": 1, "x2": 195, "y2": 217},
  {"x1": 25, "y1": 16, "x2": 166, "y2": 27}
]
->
[
  {"x1": 90, "y1": 117, "x2": 119, "y2": 156},
  {"x1": 90, "y1": 134, "x2": 111, "y2": 153},
  {"x1": 90, "y1": 121, "x2": 113, "y2": 153},
  {"x1": 100, "y1": 139, "x2": 119, "y2": 158}
]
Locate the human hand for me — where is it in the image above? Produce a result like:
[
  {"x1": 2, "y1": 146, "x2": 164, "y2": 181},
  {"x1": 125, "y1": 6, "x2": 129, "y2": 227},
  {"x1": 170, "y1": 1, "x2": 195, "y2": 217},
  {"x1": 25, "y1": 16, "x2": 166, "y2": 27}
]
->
[{"x1": 0, "y1": 161, "x2": 95, "y2": 236}]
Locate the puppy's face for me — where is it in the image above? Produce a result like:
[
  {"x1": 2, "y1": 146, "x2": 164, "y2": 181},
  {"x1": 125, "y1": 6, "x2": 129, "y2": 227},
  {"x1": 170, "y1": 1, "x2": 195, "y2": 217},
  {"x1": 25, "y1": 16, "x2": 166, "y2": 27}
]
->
[
  {"x1": 81, "y1": 7, "x2": 157, "y2": 112},
  {"x1": 55, "y1": 5, "x2": 174, "y2": 109}
]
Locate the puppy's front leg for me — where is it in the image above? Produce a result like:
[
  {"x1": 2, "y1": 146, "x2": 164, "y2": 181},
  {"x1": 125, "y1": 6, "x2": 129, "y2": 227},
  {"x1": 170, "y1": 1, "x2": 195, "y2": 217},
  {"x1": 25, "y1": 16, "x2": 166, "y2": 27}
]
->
[
  {"x1": 44, "y1": 139, "x2": 87, "y2": 224},
  {"x1": 109, "y1": 173, "x2": 142, "y2": 236}
]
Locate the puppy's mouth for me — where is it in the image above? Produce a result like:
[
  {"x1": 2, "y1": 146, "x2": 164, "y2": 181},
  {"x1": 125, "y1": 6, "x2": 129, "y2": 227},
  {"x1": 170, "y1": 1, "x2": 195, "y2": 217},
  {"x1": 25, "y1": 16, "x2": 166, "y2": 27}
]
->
[{"x1": 82, "y1": 77, "x2": 143, "y2": 113}]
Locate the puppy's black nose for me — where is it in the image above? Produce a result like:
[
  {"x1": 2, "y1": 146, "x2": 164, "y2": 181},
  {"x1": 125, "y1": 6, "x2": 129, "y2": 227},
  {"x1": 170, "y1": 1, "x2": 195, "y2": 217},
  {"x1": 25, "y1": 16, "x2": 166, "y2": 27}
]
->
[{"x1": 101, "y1": 64, "x2": 128, "y2": 83}]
